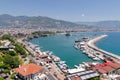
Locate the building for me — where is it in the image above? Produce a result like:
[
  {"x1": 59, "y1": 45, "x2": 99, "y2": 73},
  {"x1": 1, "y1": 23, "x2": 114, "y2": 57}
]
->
[
  {"x1": 15, "y1": 63, "x2": 48, "y2": 80},
  {"x1": 66, "y1": 70, "x2": 99, "y2": 80}
]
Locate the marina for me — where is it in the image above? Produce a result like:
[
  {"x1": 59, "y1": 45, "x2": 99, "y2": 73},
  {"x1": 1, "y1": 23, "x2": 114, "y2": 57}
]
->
[
  {"x1": 28, "y1": 32, "x2": 120, "y2": 80},
  {"x1": 86, "y1": 34, "x2": 120, "y2": 62},
  {"x1": 29, "y1": 33, "x2": 95, "y2": 68}
]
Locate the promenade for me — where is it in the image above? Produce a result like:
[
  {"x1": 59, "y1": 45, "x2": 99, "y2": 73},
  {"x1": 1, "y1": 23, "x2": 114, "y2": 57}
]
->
[{"x1": 87, "y1": 35, "x2": 120, "y2": 62}]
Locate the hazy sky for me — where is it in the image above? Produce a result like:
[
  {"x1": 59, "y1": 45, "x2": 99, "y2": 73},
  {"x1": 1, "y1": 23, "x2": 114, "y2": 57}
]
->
[{"x1": 0, "y1": 0, "x2": 120, "y2": 22}]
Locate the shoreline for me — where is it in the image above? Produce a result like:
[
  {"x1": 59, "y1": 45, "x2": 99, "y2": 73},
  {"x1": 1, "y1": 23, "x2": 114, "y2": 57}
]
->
[{"x1": 87, "y1": 34, "x2": 120, "y2": 62}]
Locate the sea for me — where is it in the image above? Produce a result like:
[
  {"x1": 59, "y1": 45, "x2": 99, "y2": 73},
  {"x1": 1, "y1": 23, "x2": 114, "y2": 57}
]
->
[{"x1": 29, "y1": 32, "x2": 120, "y2": 68}]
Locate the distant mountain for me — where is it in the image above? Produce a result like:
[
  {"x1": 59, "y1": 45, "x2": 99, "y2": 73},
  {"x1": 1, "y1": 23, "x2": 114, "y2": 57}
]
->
[
  {"x1": 76, "y1": 20, "x2": 120, "y2": 29},
  {"x1": 1, "y1": 14, "x2": 120, "y2": 31},
  {"x1": 0, "y1": 14, "x2": 89, "y2": 30}
]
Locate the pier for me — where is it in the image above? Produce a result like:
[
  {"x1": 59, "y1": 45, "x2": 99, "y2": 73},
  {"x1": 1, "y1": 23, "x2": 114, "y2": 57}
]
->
[{"x1": 86, "y1": 35, "x2": 120, "y2": 62}]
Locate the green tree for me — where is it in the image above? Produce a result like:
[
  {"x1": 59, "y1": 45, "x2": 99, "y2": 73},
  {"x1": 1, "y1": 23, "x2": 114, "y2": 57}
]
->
[
  {"x1": 0, "y1": 78, "x2": 4, "y2": 80},
  {"x1": 0, "y1": 63, "x2": 5, "y2": 68},
  {"x1": 13, "y1": 56, "x2": 20, "y2": 68},
  {"x1": 7, "y1": 51, "x2": 17, "y2": 56},
  {"x1": 0, "y1": 57, "x2": 3, "y2": 62},
  {"x1": 15, "y1": 43, "x2": 26, "y2": 56},
  {"x1": 3, "y1": 54, "x2": 20, "y2": 68},
  {"x1": 91, "y1": 77, "x2": 100, "y2": 80},
  {"x1": 1, "y1": 34, "x2": 15, "y2": 42},
  {"x1": 3, "y1": 69, "x2": 10, "y2": 74},
  {"x1": 3, "y1": 54, "x2": 13, "y2": 67},
  {"x1": 10, "y1": 75, "x2": 15, "y2": 79}
]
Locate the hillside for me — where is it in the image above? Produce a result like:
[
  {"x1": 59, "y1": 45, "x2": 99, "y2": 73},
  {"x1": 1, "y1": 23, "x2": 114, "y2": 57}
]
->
[
  {"x1": 0, "y1": 14, "x2": 88, "y2": 29},
  {"x1": 76, "y1": 20, "x2": 120, "y2": 29}
]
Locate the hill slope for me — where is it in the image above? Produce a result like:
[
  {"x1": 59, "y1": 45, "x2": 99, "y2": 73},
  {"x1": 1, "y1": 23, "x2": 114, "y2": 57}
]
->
[
  {"x1": 76, "y1": 21, "x2": 120, "y2": 29},
  {"x1": 0, "y1": 14, "x2": 87, "y2": 29}
]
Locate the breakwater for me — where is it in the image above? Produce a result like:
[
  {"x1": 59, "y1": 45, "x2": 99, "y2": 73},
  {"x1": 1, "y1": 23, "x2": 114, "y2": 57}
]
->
[{"x1": 87, "y1": 35, "x2": 120, "y2": 62}]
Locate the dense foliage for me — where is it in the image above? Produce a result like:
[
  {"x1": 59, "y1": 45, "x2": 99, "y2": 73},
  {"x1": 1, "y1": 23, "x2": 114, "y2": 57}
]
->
[
  {"x1": 32, "y1": 31, "x2": 55, "y2": 37},
  {"x1": 3, "y1": 54, "x2": 20, "y2": 68},
  {"x1": 15, "y1": 42, "x2": 27, "y2": 57},
  {"x1": 0, "y1": 35, "x2": 24, "y2": 73},
  {"x1": 1, "y1": 34, "x2": 15, "y2": 42},
  {"x1": 91, "y1": 77, "x2": 100, "y2": 80},
  {"x1": 0, "y1": 78, "x2": 4, "y2": 80}
]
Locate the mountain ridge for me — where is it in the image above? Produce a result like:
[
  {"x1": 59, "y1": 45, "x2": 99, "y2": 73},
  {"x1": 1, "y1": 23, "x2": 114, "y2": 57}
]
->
[
  {"x1": 0, "y1": 14, "x2": 87, "y2": 29},
  {"x1": 76, "y1": 20, "x2": 120, "y2": 29}
]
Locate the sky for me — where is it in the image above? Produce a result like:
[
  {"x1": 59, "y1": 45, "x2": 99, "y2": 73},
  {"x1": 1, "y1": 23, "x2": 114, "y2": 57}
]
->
[{"x1": 0, "y1": 0, "x2": 120, "y2": 22}]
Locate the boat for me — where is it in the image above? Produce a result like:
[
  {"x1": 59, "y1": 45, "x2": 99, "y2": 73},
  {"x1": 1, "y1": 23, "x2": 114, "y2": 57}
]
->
[
  {"x1": 58, "y1": 61, "x2": 66, "y2": 64},
  {"x1": 65, "y1": 32, "x2": 71, "y2": 36},
  {"x1": 73, "y1": 44, "x2": 79, "y2": 49},
  {"x1": 82, "y1": 37, "x2": 89, "y2": 42},
  {"x1": 79, "y1": 64, "x2": 85, "y2": 68},
  {"x1": 41, "y1": 34, "x2": 48, "y2": 37},
  {"x1": 88, "y1": 54, "x2": 95, "y2": 58},
  {"x1": 57, "y1": 61, "x2": 68, "y2": 70},
  {"x1": 74, "y1": 65, "x2": 79, "y2": 68},
  {"x1": 93, "y1": 56, "x2": 101, "y2": 60},
  {"x1": 82, "y1": 50, "x2": 86, "y2": 53},
  {"x1": 75, "y1": 39, "x2": 81, "y2": 43}
]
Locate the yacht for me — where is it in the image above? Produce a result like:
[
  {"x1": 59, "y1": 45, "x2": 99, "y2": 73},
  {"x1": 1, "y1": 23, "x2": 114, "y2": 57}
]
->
[{"x1": 93, "y1": 56, "x2": 100, "y2": 60}]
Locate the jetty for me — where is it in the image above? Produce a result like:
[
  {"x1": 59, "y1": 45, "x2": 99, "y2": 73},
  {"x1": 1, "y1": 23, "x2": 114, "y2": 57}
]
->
[{"x1": 87, "y1": 34, "x2": 120, "y2": 62}]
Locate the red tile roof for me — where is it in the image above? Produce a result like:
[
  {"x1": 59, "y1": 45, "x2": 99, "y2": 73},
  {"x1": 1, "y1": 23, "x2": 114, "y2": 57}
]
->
[
  {"x1": 71, "y1": 76, "x2": 82, "y2": 80},
  {"x1": 97, "y1": 68, "x2": 107, "y2": 74},
  {"x1": 108, "y1": 63, "x2": 120, "y2": 69},
  {"x1": 92, "y1": 62, "x2": 119, "y2": 74},
  {"x1": 15, "y1": 63, "x2": 43, "y2": 76},
  {"x1": 101, "y1": 66, "x2": 114, "y2": 72}
]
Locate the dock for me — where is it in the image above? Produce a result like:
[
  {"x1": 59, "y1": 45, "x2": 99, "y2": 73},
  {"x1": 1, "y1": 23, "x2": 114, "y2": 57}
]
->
[{"x1": 87, "y1": 35, "x2": 120, "y2": 62}]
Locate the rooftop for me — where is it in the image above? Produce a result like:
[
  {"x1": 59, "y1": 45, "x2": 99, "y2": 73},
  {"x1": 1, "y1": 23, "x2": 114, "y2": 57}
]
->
[
  {"x1": 15, "y1": 63, "x2": 43, "y2": 76},
  {"x1": 67, "y1": 70, "x2": 99, "y2": 80},
  {"x1": 92, "y1": 61, "x2": 120, "y2": 74},
  {"x1": 71, "y1": 76, "x2": 81, "y2": 80}
]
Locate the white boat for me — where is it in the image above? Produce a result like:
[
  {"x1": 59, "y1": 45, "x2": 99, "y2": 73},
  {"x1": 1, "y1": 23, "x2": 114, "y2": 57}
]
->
[
  {"x1": 82, "y1": 50, "x2": 86, "y2": 53},
  {"x1": 93, "y1": 56, "x2": 100, "y2": 60},
  {"x1": 74, "y1": 44, "x2": 79, "y2": 49},
  {"x1": 79, "y1": 64, "x2": 85, "y2": 68},
  {"x1": 58, "y1": 61, "x2": 66, "y2": 64},
  {"x1": 74, "y1": 65, "x2": 79, "y2": 68},
  {"x1": 88, "y1": 54, "x2": 95, "y2": 58}
]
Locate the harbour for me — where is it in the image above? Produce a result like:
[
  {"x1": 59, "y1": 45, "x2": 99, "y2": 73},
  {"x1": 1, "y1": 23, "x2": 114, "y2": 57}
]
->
[
  {"x1": 29, "y1": 32, "x2": 97, "y2": 68},
  {"x1": 74, "y1": 34, "x2": 120, "y2": 63},
  {"x1": 28, "y1": 32, "x2": 120, "y2": 80}
]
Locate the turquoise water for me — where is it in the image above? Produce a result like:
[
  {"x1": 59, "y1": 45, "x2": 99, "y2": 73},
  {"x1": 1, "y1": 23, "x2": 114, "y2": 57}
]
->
[
  {"x1": 96, "y1": 32, "x2": 120, "y2": 56},
  {"x1": 29, "y1": 32, "x2": 120, "y2": 68}
]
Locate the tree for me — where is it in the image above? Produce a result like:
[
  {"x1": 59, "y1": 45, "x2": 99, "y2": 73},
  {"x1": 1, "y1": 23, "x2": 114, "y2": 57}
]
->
[
  {"x1": 3, "y1": 69, "x2": 10, "y2": 74},
  {"x1": 7, "y1": 51, "x2": 17, "y2": 56},
  {"x1": 3, "y1": 54, "x2": 20, "y2": 68},
  {"x1": 91, "y1": 77, "x2": 99, "y2": 80},
  {"x1": 1, "y1": 34, "x2": 15, "y2": 42},
  {"x1": 0, "y1": 78, "x2": 4, "y2": 80},
  {"x1": 0, "y1": 57, "x2": 3, "y2": 62},
  {"x1": 13, "y1": 56, "x2": 20, "y2": 68},
  {"x1": 3, "y1": 54, "x2": 13, "y2": 68},
  {"x1": 0, "y1": 63, "x2": 5, "y2": 68},
  {"x1": 15, "y1": 43, "x2": 26, "y2": 56}
]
